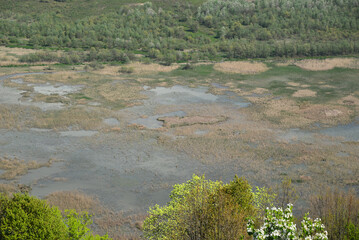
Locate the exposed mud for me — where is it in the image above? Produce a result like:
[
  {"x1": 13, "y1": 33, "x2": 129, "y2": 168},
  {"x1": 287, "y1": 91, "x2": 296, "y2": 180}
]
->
[{"x1": 0, "y1": 69, "x2": 358, "y2": 232}]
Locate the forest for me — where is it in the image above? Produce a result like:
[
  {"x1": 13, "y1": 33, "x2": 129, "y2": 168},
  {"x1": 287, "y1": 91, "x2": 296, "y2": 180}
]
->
[{"x1": 0, "y1": 0, "x2": 359, "y2": 64}]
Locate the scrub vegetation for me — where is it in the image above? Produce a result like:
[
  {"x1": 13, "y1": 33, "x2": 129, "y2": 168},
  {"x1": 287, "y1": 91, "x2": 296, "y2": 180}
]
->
[{"x1": 0, "y1": 0, "x2": 358, "y2": 64}]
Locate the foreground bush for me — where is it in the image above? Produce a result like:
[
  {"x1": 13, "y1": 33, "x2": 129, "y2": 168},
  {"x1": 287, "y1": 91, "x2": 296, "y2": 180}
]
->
[
  {"x1": 0, "y1": 193, "x2": 110, "y2": 240},
  {"x1": 310, "y1": 189, "x2": 359, "y2": 240},
  {"x1": 143, "y1": 174, "x2": 256, "y2": 239},
  {"x1": 0, "y1": 193, "x2": 67, "y2": 239},
  {"x1": 247, "y1": 204, "x2": 328, "y2": 240}
]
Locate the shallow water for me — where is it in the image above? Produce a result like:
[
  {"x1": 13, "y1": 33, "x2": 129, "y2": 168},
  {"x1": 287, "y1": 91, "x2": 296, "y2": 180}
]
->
[
  {"x1": 0, "y1": 129, "x2": 238, "y2": 210},
  {"x1": 0, "y1": 72, "x2": 65, "y2": 110},
  {"x1": 59, "y1": 130, "x2": 98, "y2": 137},
  {"x1": 149, "y1": 85, "x2": 218, "y2": 104},
  {"x1": 0, "y1": 72, "x2": 358, "y2": 217},
  {"x1": 131, "y1": 111, "x2": 186, "y2": 129},
  {"x1": 33, "y1": 84, "x2": 83, "y2": 96},
  {"x1": 279, "y1": 122, "x2": 359, "y2": 143},
  {"x1": 125, "y1": 85, "x2": 250, "y2": 129},
  {"x1": 103, "y1": 118, "x2": 121, "y2": 126},
  {"x1": 320, "y1": 123, "x2": 359, "y2": 141}
]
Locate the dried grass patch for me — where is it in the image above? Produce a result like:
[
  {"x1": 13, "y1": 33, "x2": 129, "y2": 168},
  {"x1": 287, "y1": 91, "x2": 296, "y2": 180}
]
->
[
  {"x1": 0, "y1": 156, "x2": 52, "y2": 180},
  {"x1": 22, "y1": 71, "x2": 83, "y2": 84},
  {"x1": 46, "y1": 190, "x2": 103, "y2": 213},
  {"x1": 0, "y1": 47, "x2": 60, "y2": 66},
  {"x1": 299, "y1": 105, "x2": 352, "y2": 121},
  {"x1": 92, "y1": 66, "x2": 122, "y2": 76},
  {"x1": 242, "y1": 97, "x2": 353, "y2": 128},
  {"x1": 338, "y1": 95, "x2": 359, "y2": 106},
  {"x1": 91, "y1": 82, "x2": 147, "y2": 105},
  {"x1": 0, "y1": 47, "x2": 34, "y2": 66},
  {"x1": 292, "y1": 89, "x2": 317, "y2": 97},
  {"x1": 158, "y1": 115, "x2": 227, "y2": 128},
  {"x1": 295, "y1": 58, "x2": 359, "y2": 71},
  {"x1": 125, "y1": 62, "x2": 179, "y2": 74},
  {"x1": 17, "y1": 106, "x2": 110, "y2": 130},
  {"x1": 214, "y1": 61, "x2": 269, "y2": 74},
  {"x1": 251, "y1": 88, "x2": 269, "y2": 94},
  {"x1": 46, "y1": 190, "x2": 145, "y2": 239},
  {"x1": 0, "y1": 183, "x2": 17, "y2": 194}
]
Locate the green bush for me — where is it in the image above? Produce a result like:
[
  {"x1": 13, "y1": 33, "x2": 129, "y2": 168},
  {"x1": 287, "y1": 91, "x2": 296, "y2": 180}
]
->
[
  {"x1": 0, "y1": 193, "x2": 68, "y2": 240},
  {"x1": 0, "y1": 193, "x2": 110, "y2": 240},
  {"x1": 143, "y1": 174, "x2": 256, "y2": 240}
]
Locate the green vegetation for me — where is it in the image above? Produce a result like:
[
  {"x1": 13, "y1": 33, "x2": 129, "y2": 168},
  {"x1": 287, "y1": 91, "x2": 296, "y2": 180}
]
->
[
  {"x1": 143, "y1": 175, "x2": 256, "y2": 239},
  {"x1": 1, "y1": 0, "x2": 358, "y2": 64},
  {"x1": 143, "y1": 175, "x2": 359, "y2": 240},
  {"x1": 0, "y1": 193, "x2": 110, "y2": 240}
]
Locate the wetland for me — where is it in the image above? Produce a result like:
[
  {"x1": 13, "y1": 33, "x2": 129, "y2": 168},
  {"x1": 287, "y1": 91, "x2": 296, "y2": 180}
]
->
[{"x1": 0, "y1": 52, "x2": 358, "y2": 238}]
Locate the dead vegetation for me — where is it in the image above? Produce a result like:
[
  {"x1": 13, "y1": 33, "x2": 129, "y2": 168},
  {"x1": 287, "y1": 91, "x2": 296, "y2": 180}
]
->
[
  {"x1": 0, "y1": 47, "x2": 36, "y2": 66},
  {"x1": 125, "y1": 62, "x2": 179, "y2": 74},
  {"x1": 158, "y1": 115, "x2": 227, "y2": 128},
  {"x1": 46, "y1": 190, "x2": 103, "y2": 213},
  {"x1": 0, "y1": 156, "x2": 53, "y2": 180},
  {"x1": 295, "y1": 58, "x2": 359, "y2": 71},
  {"x1": 46, "y1": 190, "x2": 145, "y2": 240},
  {"x1": 292, "y1": 89, "x2": 317, "y2": 97},
  {"x1": 214, "y1": 61, "x2": 269, "y2": 74},
  {"x1": 241, "y1": 96, "x2": 354, "y2": 128}
]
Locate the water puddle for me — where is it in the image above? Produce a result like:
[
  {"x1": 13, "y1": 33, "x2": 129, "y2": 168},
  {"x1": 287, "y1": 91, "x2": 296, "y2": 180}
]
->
[
  {"x1": 278, "y1": 129, "x2": 317, "y2": 143},
  {"x1": 33, "y1": 84, "x2": 83, "y2": 96},
  {"x1": 194, "y1": 130, "x2": 209, "y2": 135},
  {"x1": 104, "y1": 118, "x2": 120, "y2": 126},
  {"x1": 0, "y1": 72, "x2": 83, "y2": 111},
  {"x1": 10, "y1": 78, "x2": 24, "y2": 84},
  {"x1": 336, "y1": 151, "x2": 349, "y2": 157},
  {"x1": 211, "y1": 83, "x2": 229, "y2": 89},
  {"x1": 88, "y1": 102, "x2": 101, "y2": 106},
  {"x1": 279, "y1": 122, "x2": 359, "y2": 143},
  {"x1": 0, "y1": 72, "x2": 65, "y2": 110},
  {"x1": 149, "y1": 85, "x2": 218, "y2": 104},
  {"x1": 131, "y1": 111, "x2": 186, "y2": 129},
  {"x1": 0, "y1": 72, "x2": 49, "y2": 81},
  {"x1": 59, "y1": 130, "x2": 98, "y2": 137},
  {"x1": 320, "y1": 123, "x2": 359, "y2": 142}
]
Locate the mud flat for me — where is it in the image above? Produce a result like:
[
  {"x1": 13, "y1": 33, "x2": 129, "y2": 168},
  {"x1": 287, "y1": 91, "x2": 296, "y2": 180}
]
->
[{"x1": 0, "y1": 63, "x2": 358, "y2": 238}]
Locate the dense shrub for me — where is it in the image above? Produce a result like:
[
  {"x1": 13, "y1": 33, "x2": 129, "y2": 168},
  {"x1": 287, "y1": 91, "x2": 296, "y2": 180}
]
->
[
  {"x1": 310, "y1": 189, "x2": 359, "y2": 240},
  {"x1": 0, "y1": 193, "x2": 110, "y2": 240},
  {"x1": 143, "y1": 175, "x2": 256, "y2": 240},
  {"x1": 0, "y1": 193, "x2": 68, "y2": 239},
  {"x1": 1, "y1": 0, "x2": 359, "y2": 63}
]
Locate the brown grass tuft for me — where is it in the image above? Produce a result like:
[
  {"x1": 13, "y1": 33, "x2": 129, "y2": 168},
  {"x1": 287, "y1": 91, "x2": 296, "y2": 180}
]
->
[
  {"x1": 0, "y1": 156, "x2": 52, "y2": 180},
  {"x1": 214, "y1": 61, "x2": 269, "y2": 74},
  {"x1": 124, "y1": 62, "x2": 179, "y2": 74},
  {"x1": 158, "y1": 115, "x2": 228, "y2": 128},
  {"x1": 295, "y1": 58, "x2": 359, "y2": 71},
  {"x1": 292, "y1": 89, "x2": 317, "y2": 97},
  {"x1": 46, "y1": 190, "x2": 103, "y2": 213}
]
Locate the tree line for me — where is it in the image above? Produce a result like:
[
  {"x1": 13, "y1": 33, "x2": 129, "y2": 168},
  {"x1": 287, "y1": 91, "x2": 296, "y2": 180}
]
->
[{"x1": 0, "y1": 0, "x2": 358, "y2": 63}]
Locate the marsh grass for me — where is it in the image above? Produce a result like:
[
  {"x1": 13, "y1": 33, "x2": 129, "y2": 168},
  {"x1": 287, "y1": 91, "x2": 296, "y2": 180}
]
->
[
  {"x1": 30, "y1": 107, "x2": 110, "y2": 130},
  {"x1": 0, "y1": 156, "x2": 52, "y2": 180},
  {"x1": 0, "y1": 104, "x2": 110, "y2": 130},
  {"x1": 46, "y1": 190, "x2": 145, "y2": 240},
  {"x1": 154, "y1": 102, "x2": 358, "y2": 208}
]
